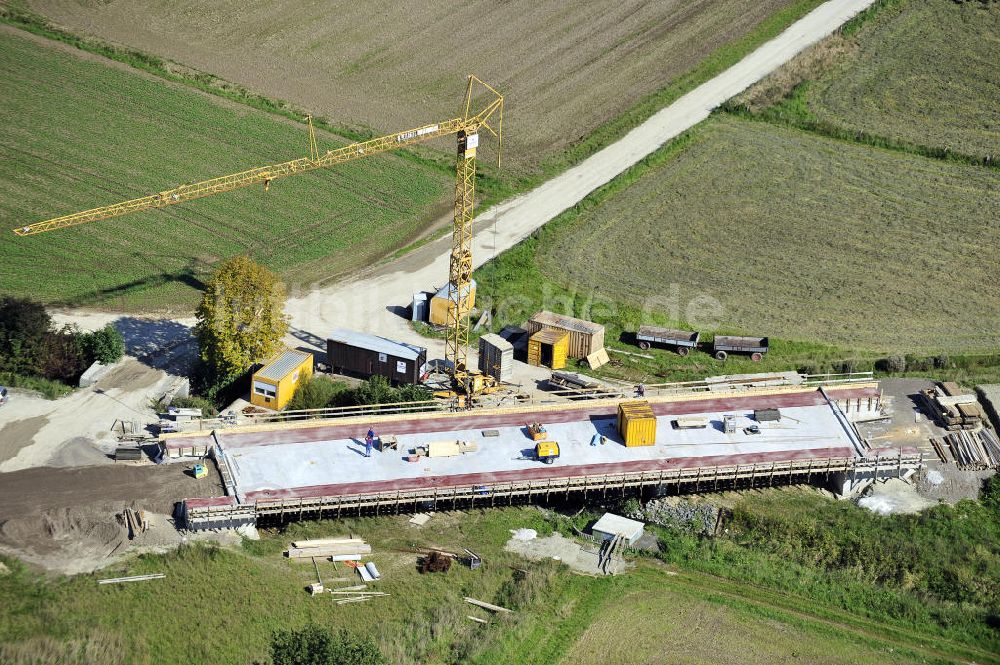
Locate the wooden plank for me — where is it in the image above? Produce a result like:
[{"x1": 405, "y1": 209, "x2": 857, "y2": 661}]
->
[
  {"x1": 291, "y1": 537, "x2": 365, "y2": 548},
  {"x1": 464, "y1": 597, "x2": 513, "y2": 613},
  {"x1": 97, "y1": 573, "x2": 165, "y2": 584}
]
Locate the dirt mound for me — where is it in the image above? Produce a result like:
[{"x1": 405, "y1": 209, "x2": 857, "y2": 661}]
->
[{"x1": 0, "y1": 505, "x2": 127, "y2": 574}]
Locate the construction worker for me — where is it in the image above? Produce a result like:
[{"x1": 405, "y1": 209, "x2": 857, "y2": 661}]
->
[
  {"x1": 365, "y1": 427, "x2": 376, "y2": 457},
  {"x1": 635, "y1": 383, "x2": 645, "y2": 398}
]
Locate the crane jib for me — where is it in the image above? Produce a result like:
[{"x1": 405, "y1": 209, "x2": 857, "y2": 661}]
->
[
  {"x1": 12, "y1": 116, "x2": 474, "y2": 236},
  {"x1": 11, "y1": 74, "x2": 504, "y2": 399}
]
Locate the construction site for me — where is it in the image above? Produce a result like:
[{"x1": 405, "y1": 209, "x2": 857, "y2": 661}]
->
[
  {"x1": 0, "y1": 0, "x2": 998, "y2": 663},
  {"x1": 169, "y1": 380, "x2": 922, "y2": 529}
]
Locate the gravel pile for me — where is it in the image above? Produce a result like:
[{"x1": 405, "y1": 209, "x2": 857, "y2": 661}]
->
[{"x1": 627, "y1": 498, "x2": 719, "y2": 535}]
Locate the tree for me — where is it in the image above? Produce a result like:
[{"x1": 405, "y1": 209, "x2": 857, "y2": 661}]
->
[
  {"x1": 194, "y1": 256, "x2": 288, "y2": 379},
  {"x1": 0, "y1": 296, "x2": 52, "y2": 375},
  {"x1": 37, "y1": 325, "x2": 87, "y2": 381},
  {"x1": 82, "y1": 324, "x2": 126, "y2": 364},
  {"x1": 270, "y1": 624, "x2": 387, "y2": 665}
]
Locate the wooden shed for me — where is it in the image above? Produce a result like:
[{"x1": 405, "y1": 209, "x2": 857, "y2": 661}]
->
[
  {"x1": 327, "y1": 329, "x2": 427, "y2": 385},
  {"x1": 527, "y1": 329, "x2": 569, "y2": 370},
  {"x1": 525, "y1": 311, "x2": 604, "y2": 359}
]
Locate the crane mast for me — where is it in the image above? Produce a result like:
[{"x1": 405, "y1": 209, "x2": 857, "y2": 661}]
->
[{"x1": 12, "y1": 76, "x2": 503, "y2": 396}]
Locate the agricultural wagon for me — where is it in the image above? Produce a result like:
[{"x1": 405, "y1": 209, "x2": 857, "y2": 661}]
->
[
  {"x1": 712, "y1": 335, "x2": 769, "y2": 362},
  {"x1": 634, "y1": 325, "x2": 700, "y2": 355}
]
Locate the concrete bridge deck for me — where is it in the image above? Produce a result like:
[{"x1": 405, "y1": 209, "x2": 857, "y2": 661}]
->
[{"x1": 177, "y1": 384, "x2": 922, "y2": 528}]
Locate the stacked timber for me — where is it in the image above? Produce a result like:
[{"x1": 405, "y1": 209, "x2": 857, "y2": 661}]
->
[
  {"x1": 920, "y1": 383, "x2": 985, "y2": 430},
  {"x1": 286, "y1": 537, "x2": 371, "y2": 561},
  {"x1": 929, "y1": 437, "x2": 950, "y2": 464},
  {"x1": 942, "y1": 430, "x2": 1000, "y2": 470},
  {"x1": 121, "y1": 507, "x2": 149, "y2": 540}
]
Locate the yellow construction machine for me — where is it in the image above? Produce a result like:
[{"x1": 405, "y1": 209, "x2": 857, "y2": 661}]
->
[{"x1": 12, "y1": 76, "x2": 504, "y2": 399}]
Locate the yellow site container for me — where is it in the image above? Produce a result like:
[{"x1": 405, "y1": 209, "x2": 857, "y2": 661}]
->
[
  {"x1": 429, "y1": 280, "x2": 477, "y2": 325},
  {"x1": 618, "y1": 400, "x2": 657, "y2": 447},
  {"x1": 251, "y1": 349, "x2": 314, "y2": 410},
  {"x1": 527, "y1": 329, "x2": 569, "y2": 370}
]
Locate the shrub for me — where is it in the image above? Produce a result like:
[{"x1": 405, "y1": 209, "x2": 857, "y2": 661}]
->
[
  {"x1": 834, "y1": 358, "x2": 859, "y2": 373},
  {"x1": 287, "y1": 376, "x2": 348, "y2": 410},
  {"x1": 0, "y1": 371, "x2": 74, "y2": 399},
  {"x1": 37, "y1": 325, "x2": 86, "y2": 382},
  {"x1": 169, "y1": 395, "x2": 218, "y2": 417},
  {"x1": 269, "y1": 624, "x2": 386, "y2": 665},
  {"x1": 82, "y1": 324, "x2": 125, "y2": 364},
  {"x1": 878, "y1": 354, "x2": 906, "y2": 373},
  {"x1": 0, "y1": 295, "x2": 51, "y2": 375},
  {"x1": 347, "y1": 375, "x2": 396, "y2": 406}
]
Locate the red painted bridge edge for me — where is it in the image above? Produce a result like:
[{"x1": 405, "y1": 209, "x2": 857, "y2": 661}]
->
[{"x1": 171, "y1": 386, "x2": 878, "y2": 452}]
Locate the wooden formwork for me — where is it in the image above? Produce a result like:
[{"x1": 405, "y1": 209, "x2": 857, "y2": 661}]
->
[{"x1": 184, "y1": 453, "x2": 923, "y2": 529}]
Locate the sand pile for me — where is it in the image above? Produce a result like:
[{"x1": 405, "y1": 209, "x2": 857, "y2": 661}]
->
[{"x1": 0, "y1": 505, "x2": 128, "y2": 574}]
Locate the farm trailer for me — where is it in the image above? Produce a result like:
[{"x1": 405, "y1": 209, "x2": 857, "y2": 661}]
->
[
  {"x1": 713, "y1": 336, "x2": 769, "y2": 362},
  {"x1": 635, "y1": 325, "x2": 700, "y2": 355}
]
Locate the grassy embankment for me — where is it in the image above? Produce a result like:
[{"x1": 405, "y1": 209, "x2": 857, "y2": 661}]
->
[
  {"x1": 474, "y1": 0, "x2": 1000, "y2": 384},
  {"x1": 2, "y1": 481, "x2": 998, "y2": 665}
]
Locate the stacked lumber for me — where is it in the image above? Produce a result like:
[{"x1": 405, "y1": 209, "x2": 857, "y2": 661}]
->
[
  {"x1": 286, "y1": 537, "x2": 371, "y2": 560},
  {"x1": 921, "y1": 384, "x2": 985, "y2": 431},
  {"x1": 121, "y1": 507, "x2": 149, "y2": 540},
  {"x1": 331, "y1": 590, "x2": 389, "y2": 605},
  {"x1": 942, "y1": 430, "x2": 1000, "y2": 470},
  {"x1": 929, "y1": 437, "x2": 950, "y2": 463},
  {"x1": 979, "y1": 429, "x2": 1000, "y2": 468}
]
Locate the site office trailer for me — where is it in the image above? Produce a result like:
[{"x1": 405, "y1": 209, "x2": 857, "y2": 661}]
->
[
  {"x1": 327, "y1": 329, "x2": 427, "y2": 386},
  {"x1": 251, "y1": 349, "x2": 314, "y2": 410}
]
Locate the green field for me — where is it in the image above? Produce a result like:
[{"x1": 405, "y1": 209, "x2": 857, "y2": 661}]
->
[
  {"x1": 3, "y1": 487, "x2": 998, "y2": 665},
  {"x1": 806, "y1": 0, "x2": 1000, "y2": 161},
  {"x1": 478, "y1": 115, "x2": 999, "y2": 357},
  {"x1": 0, "y1": 31, "x2": 451, "y2": 311}
]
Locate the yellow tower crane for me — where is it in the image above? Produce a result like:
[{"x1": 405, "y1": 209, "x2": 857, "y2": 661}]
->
[{"x1": 12, "y1": 75, "x2": 504, "y2": 398}]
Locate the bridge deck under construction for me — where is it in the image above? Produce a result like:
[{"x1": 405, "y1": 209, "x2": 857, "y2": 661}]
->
[{"x1": 175, "y1": 384, "x2": 922, "y2": 529}]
